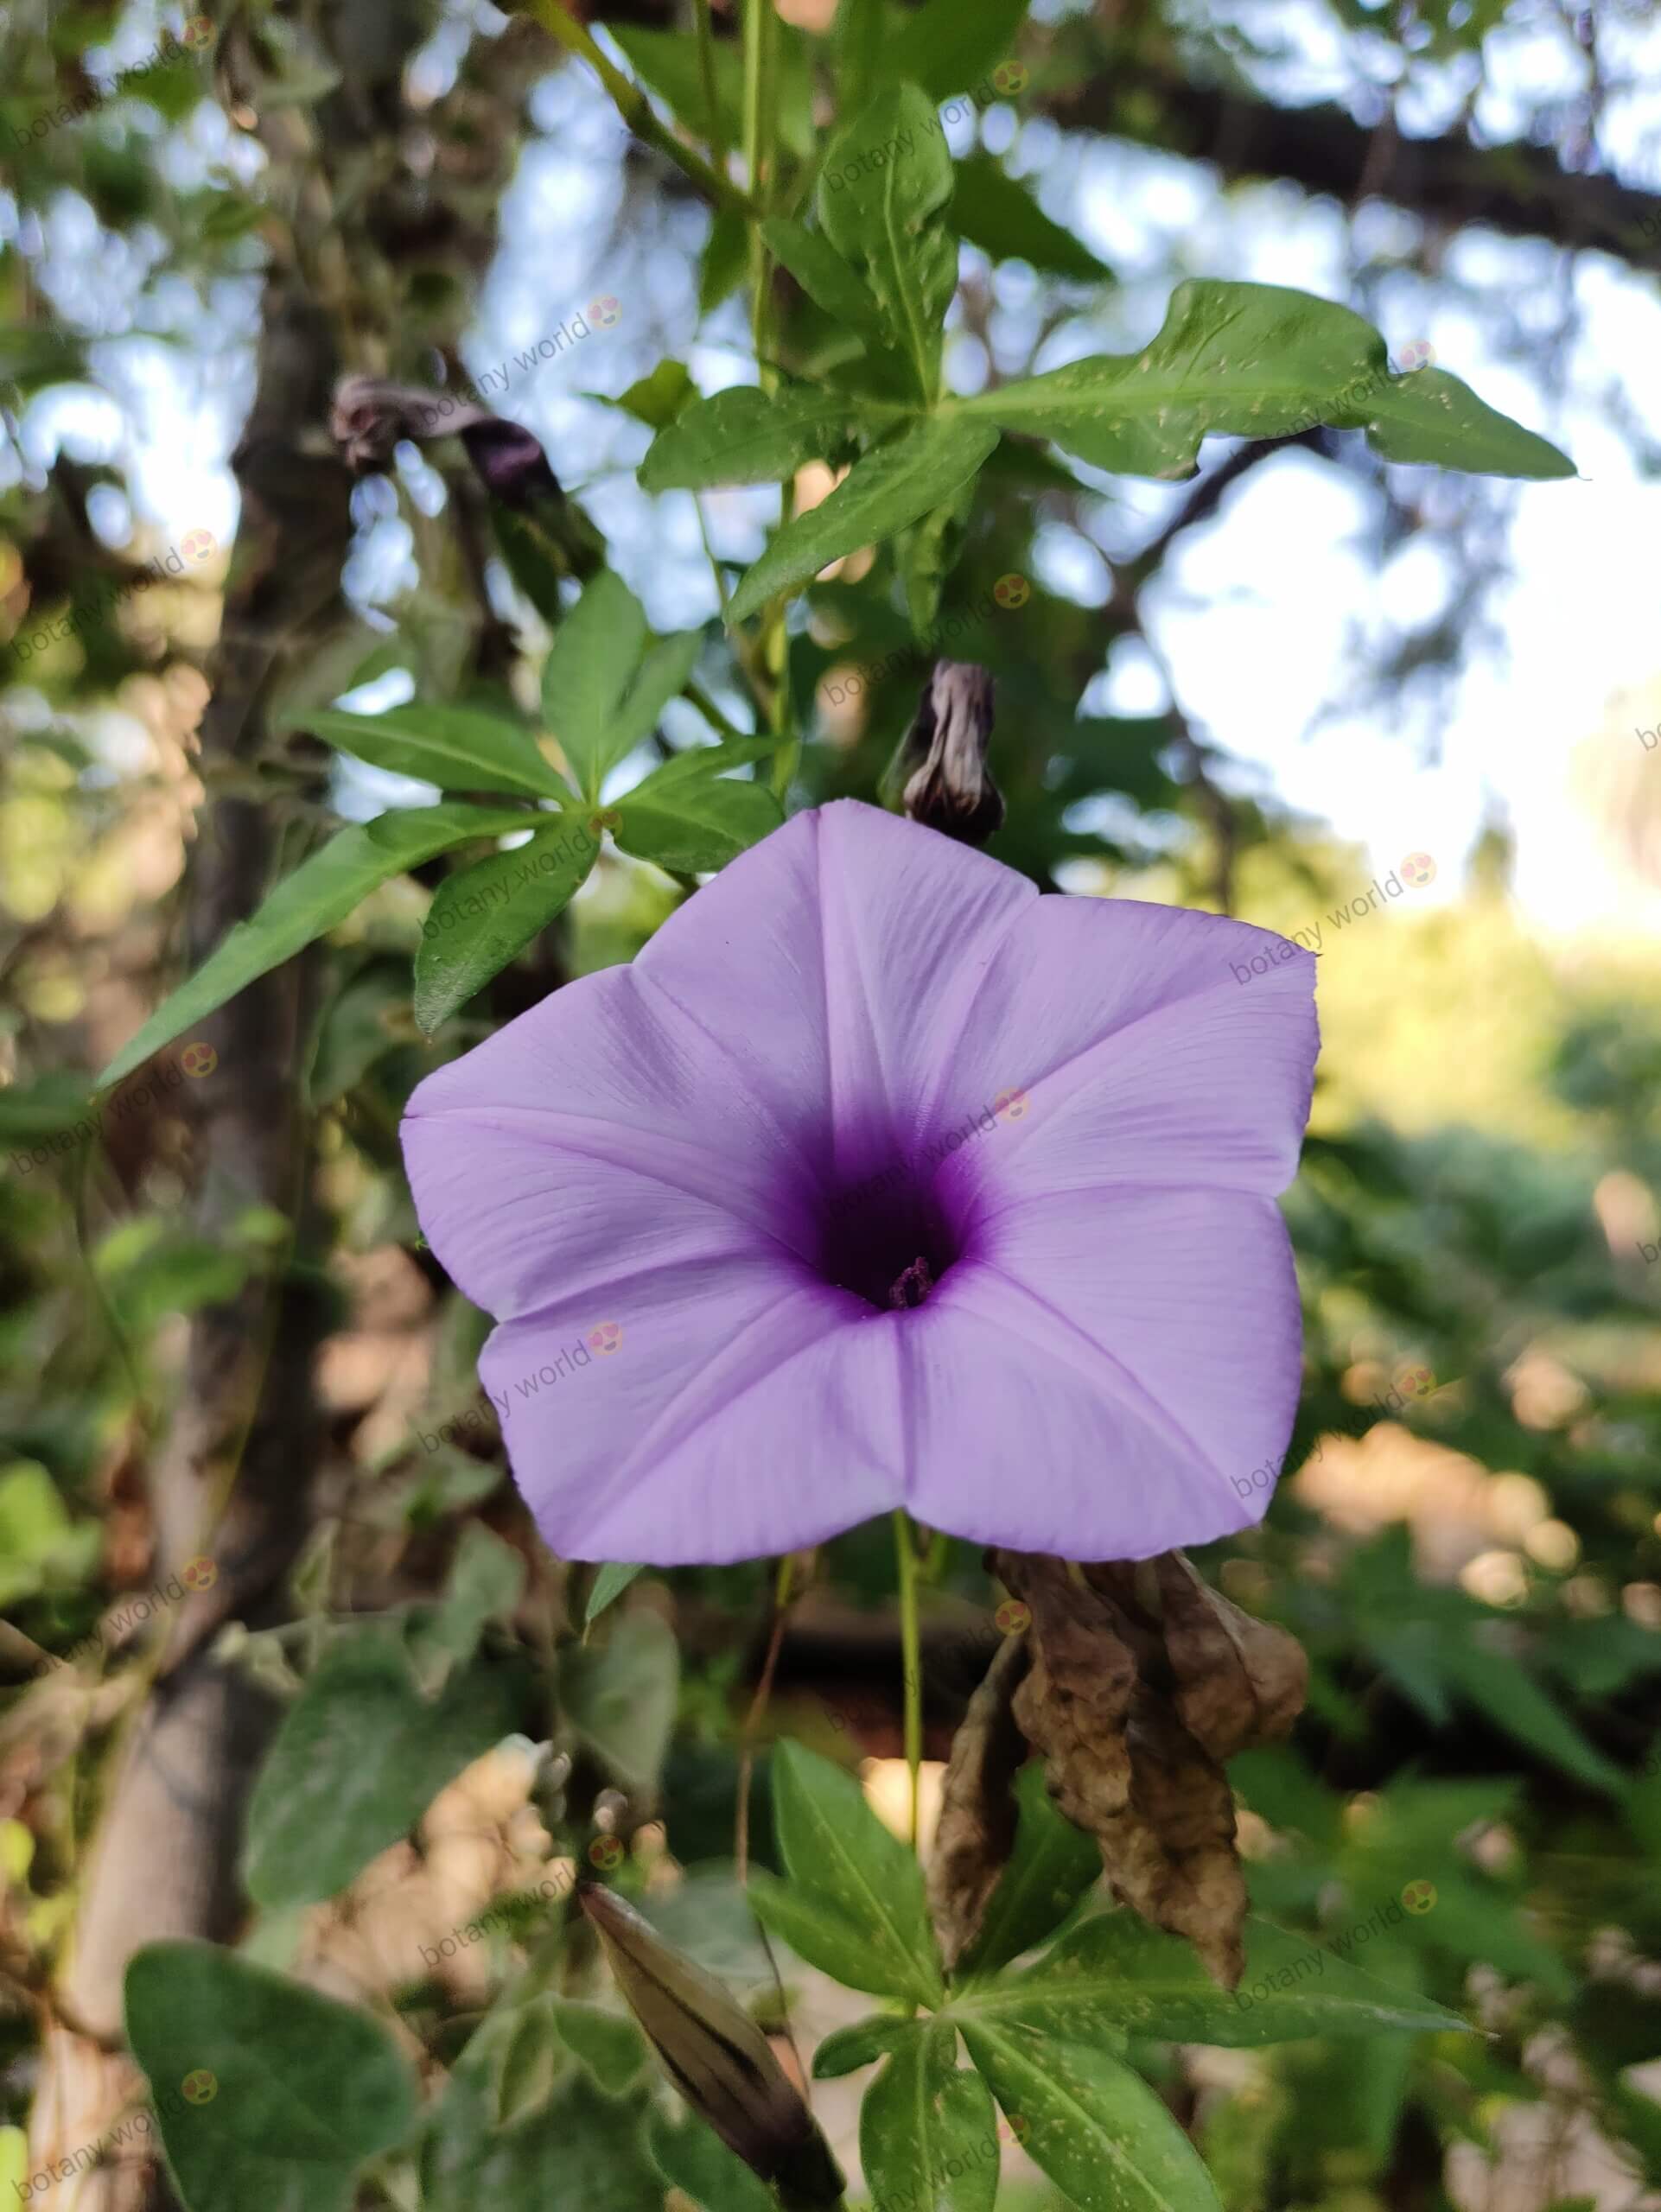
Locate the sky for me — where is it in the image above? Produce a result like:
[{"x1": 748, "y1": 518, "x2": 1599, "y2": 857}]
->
[{"x1": 4, "y1": 0, "x2": 1660, "y2": 938}]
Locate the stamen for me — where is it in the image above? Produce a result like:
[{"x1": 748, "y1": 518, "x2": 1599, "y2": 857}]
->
[{"x1": 888, "y1": 1257, "x2": 933, "y2": 1310}]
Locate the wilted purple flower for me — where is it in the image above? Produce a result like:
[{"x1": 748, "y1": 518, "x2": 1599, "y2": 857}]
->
[{"x1": 402, "y1": 802, "x2": 1317, "y2": 1565}]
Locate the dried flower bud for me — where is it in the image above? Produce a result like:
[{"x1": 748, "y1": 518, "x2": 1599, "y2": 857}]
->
[
  {"x1": 893, "y1": 660, "x2": 1003, "y2": 846},
  {"x1": 578, "y1": 1883, "x2": 845, "y2": 2208},
  {"x1": 328, "y1": 373, "x2": 493, "y2": 471}
]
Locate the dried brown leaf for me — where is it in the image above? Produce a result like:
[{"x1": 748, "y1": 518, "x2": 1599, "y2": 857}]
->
[{"x1": 926, "y1": 1628, "x2": 1029, "y2": 1971}]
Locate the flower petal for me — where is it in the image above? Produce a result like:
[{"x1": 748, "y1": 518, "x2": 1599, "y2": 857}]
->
[
  {"x1": 902, "y1": 1185, "x2": 1302, "y2": 1557},
  {"x1": 480, "y1": 1269, "x2": 906, "y2": 1565},
  {"x1": 924, "y1": 897, "x2": 1318, "y2": 1216}
]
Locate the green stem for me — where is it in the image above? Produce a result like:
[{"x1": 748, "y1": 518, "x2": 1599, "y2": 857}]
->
[
  {"x1": 892, "y1": 1509, "x2": 923, "y2": 1851},
  {"x1": 518, "y1": 0, "x2": 755, "y2": 219},
  {"x1": 692, "y1": 0, "x2": 726, "y2": 178},
  {"x1": 741, "y1": 0, "x2": 773, "y2": 367}
]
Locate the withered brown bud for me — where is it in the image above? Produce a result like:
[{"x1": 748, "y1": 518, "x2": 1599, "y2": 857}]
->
[
  {"x1": 328, "y1": 373, "x2": 494, "y2": 472},
  {"x1": 892, "y1": 660, "x2": 1003, "y2": 845},
  {"x1": 578, "y1": 1883, "x2": 845, "y2": 2209},
  {"x1": 990, "y1": 1548, "x2": 1308, "y2": 1990}
]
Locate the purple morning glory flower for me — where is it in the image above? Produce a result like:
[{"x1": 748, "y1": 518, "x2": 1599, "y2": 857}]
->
[{"x1": 402, "y1": 801, "x2": 1317, "y2": 1567}]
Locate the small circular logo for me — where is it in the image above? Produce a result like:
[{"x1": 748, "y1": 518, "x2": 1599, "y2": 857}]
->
[
  {"x1": 1396, "y1": 340, "x2": 1435, "y2": 372},
  {"x1": 588, "y1": 1321, "x2": 622, "y2": 1357},
  {"x1": 993, "y1": 1087, "x2": 1028, "y2": 1123},
  {"x1": 991, "y1": 60, "x2": 1028, "y2": 95},
  {"x1": 588, "y1": 297, "x2": 621, "y2": 329},
  {"x1": 993, "y1": 573, "x2": 1029, "y2": 610},
  {"x1": 588, "y1": 1834, "x2": 624, "y2": 1872},
  {"x1": 1397, "y1": 1364, "x2": 1435, "y2": 1399},
  {"x1": 180, "y1": 529, "x2": 216, "y2": 563},
  {"x1": 182, "y1": 16, "x2": 214, "y2": 48},
  {"x1": 1400, "y1": 851, "x2": 1436, "y2": 890},
  {"x1": 181, "y1": 2070, "x2": 218, "y2": 2106},
  {"x1": 181, "y1": 1042, "x2": 218, "y2": 1077},
  {"x1": 181, "y1": 1556, "x2": 218, "y2": 1592},
  {"x1": 997, "y1": 2113, "x2": 1030, "y2": 2145},
  {"x1": 1401, "y1": 1879, "x2": 1437, "y2": 1916},
  {"x1": 995, "y1": 1599, "x2": 1031, "y2": 1635}
]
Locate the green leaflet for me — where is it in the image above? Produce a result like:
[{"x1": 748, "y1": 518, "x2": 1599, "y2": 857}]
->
[
  {"x1": 951, "y1": 151, "x2": 1113, "y2": 283},
  {"x1": 611, "y1": 768, "x2": 783, "y2": 875},
  {"x1": 861, "y1": 2023, "x2": 999, "y2": 2212},
  {"x1": 885, "y1": 0, "x2": 1034, "y2": 99},
  {"x1": 640, "y1": 383, "x2": 871, "y2": 493},
  {"x1": 538, "y1": 571, "x2": 648, "y2": 797},
  {"x1": 950, "y1": 1910, "x2": 1469, "y2": 2046},
  {"x1": 761, "y1": 1741, "x2": 945, "y2": 2007},
  {"x1": 959, "y1": 2022, "x2": 1223, "y2": 2212},
  {"x1": 762, "y1": 217, "x2": 896, "y2": 353},
  {"x1": 584, "y1": 1562, "x2": 646, "y2": 1630},
  {"x1": 289, "y1": 702, "x2": 569, "y2": 801},
  {"x1": 950, "y1": 278, "x2": 1573, "y2": 480},
  {"x1": 97, "y1": 804, "x2": 537, "y2": 1090},
  {"x1": 413, "y1": 817, "x2": 599, "y2": 1033},
  {"x1": 818, "y1": 83, "x2": 958, "y2": 404},
  {"x1": 726, "y1": 416, "x2": 1000, "y2": 624}
]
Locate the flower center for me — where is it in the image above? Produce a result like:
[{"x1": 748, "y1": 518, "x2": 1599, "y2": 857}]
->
[{"x1": 811, "y1": 1167, "x2": 961, "y2": 1313}]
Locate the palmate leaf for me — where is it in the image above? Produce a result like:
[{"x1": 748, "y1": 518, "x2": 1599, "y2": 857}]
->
[
  {"x1": 959, "y1": 2023, "x2": 1223, "y2": 2212},
  {"x1": 125, "y1": 1943, "x2": 417, "y2": 2212},
  {"x1": 97, "y1": 804, "x2": 537, "y2": 1090},
  {"x1": 413, "y1": 817, "x2": 599, "y2": 1033},
  {"x1": 288, "y1": 702, "x2": 569, "y2": 801},
  {"x1": 818, "y1": 84, "x2": 958, "y2": 404},
  {"x1": 862, "y1": 2021, "x2": 1000, "y2": 2212},
  {"x1": 947, "y1": 279, "x2": 1572, "y2": 481},
  {"x1": 726, "y1": 416, "x2": 1000, "y2": 624}
]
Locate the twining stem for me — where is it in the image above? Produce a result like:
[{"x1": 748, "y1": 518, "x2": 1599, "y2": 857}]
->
[
  {"x1": 892, "y1": 1510, "x2": 923, "y2": 1850},
  {"x1": 735, "y1": 1550, "x2": 798, "y2": 1881},
  {"x1": 518, "y1": 0, "x2": 755, "y2": 219}
]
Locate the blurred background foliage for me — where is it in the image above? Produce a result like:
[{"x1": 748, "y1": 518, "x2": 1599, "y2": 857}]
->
[{"x1": 3, "y1": 0, "x2": 1661, "y2": 2208}]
